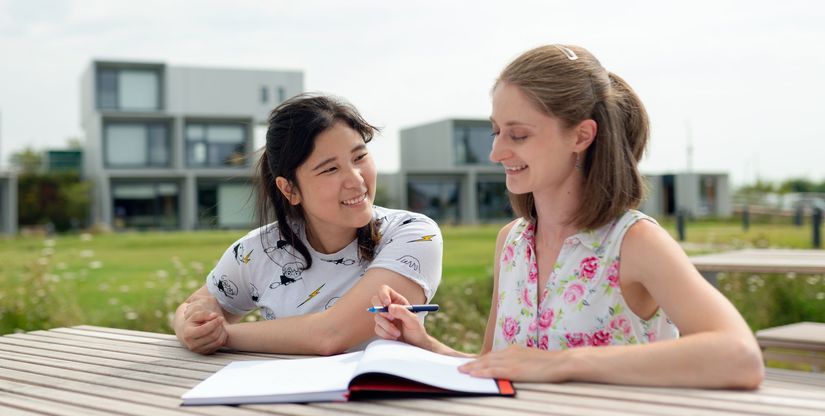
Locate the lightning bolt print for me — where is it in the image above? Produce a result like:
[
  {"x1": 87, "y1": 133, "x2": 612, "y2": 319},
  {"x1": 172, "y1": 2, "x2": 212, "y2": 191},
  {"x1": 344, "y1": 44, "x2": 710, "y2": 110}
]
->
[
  {"x1": 297, "y1": 283, "x2": 326, "y2": 308},
  {"x1": 407, "y1": 234, "x2": 436, "y2": 243}
]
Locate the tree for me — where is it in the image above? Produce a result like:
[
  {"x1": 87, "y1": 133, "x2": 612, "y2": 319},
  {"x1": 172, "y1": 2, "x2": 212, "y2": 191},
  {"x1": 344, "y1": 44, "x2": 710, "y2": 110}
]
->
[
  {"x1": 10, "y1": 146, "x2": 42, "y2": 174},
  {"x1": 17, "y1": 173, "x2": 90, "y2": 232},
  {"x1": 779, "y1": 178, "x2": 816, "y2": 193}
]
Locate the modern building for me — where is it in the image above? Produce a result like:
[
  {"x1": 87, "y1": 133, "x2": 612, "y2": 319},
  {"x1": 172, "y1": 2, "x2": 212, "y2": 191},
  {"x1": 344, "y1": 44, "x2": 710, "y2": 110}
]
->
[
  {"x1": 396, "y1": 118, "x2": 511, "y2": 225},
  {"x1": 80, "y1": 60, "x2": 303, "y2": 230},
  {"x1": 641, "y1": 173, "x2": 732, "y2": 218},
  {"x1": 0, "y1": 171, "x2": 17, "y2": 235}
]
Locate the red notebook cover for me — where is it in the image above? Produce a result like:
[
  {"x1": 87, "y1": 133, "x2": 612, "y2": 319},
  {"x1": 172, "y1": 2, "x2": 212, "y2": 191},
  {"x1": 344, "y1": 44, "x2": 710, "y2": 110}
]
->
[{"x1": 346, "y1": 373, "x2": 516, "y2": 400}]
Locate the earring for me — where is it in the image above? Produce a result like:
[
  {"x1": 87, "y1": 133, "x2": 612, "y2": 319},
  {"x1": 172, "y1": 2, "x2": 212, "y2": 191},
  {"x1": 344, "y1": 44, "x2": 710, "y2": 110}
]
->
[{"x1": 574, "y1": 153, "x2": 583, "y2": 170}]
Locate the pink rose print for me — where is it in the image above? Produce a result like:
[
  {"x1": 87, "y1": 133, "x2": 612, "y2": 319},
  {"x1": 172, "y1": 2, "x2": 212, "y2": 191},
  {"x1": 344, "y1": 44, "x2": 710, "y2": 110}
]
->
[
  {"x1": 607, "y1": 260, "x2": 620, "y2": 288},
  {"x1": 526, "y1": 336, "x2": 535, "y2": 348},
  {"x1": 609, "y1": 316, "x2": 632, "y2": 336},
  {"x1": 502, "y1": 244, "x2": 515, "y2": 263},
  {"x1": 563, "y1": 282, "x2": 586, "y2": 303},
  {"x1": 502, "y1": 317, "x2": 519, "y2": 343},
  {"x1": 591, "y1": 329, "x2": 612, "y2": 346},
  {"x1": 539, "y1": 335, "x2": 549, "y2": 350},
  {"x1": 523, "y1": 222, "x2": 535, "y2": 241},
  {"x1": 565, "y1": 332, "x2": 592, "y2": 348},
  {"x1": 538, "y1": 308, "x2": 554, "y2": 329},
  {"x1": 579, "y1": 256, "x2": 599, "y2": 280},
  {"x1": 521, "y1": 287, "x2": 534, "y2": 307},
  {"x1": 646, "y1": 331, "x2": 656, "y2": 342},
  {"x1": 527, "y1": 258, "x2": 538, "y2": 283},
  {"x1": 529, "y1": 320, "x2": 538, "y2": 332}
]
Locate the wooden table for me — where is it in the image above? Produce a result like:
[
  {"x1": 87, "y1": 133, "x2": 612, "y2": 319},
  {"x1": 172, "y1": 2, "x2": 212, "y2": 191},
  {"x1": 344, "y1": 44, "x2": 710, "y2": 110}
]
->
[
  {"x1": 690, "y1": 248, "x2": 825, "y2": 286},
  {"x1": 756, "y1": 322, "x2": 825, "y2": 371},
  {"x1": 2, "y1": 326, "x2": 825, "y2": 415}
]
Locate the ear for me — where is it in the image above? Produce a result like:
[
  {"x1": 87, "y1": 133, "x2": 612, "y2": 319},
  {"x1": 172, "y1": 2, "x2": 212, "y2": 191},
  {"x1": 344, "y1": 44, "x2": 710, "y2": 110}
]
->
[
  {"x1": 275, "y1": 176, "x2": 301, "y2": 205},
  {"x1": 572, "y1": 119, "x2": 597, "y2": 152}
]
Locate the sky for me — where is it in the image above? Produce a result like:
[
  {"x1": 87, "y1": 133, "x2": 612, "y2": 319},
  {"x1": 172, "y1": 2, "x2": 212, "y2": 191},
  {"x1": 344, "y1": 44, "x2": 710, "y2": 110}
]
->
[{"x1": 1, "y1": 0, "x2": 823, "y2": 186}]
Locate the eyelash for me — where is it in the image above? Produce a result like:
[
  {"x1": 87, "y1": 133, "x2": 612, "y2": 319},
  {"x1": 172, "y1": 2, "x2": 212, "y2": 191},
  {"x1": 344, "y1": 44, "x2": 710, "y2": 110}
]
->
[
  {"x1": 320, "y1": 154, "x2": 368, "y2": 175},
  {"x1": 491, "y1": 131, "x2": 527, "y2": 141}
]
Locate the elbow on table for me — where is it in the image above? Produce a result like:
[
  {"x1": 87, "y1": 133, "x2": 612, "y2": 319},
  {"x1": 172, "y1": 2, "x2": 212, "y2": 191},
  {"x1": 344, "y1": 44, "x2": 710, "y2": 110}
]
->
[
  {"x1": 314, "y1": 333, "x2": 351, "y2": 356},
  {"x1": 725, "y1": 336, "x2": 765, "y2": 390}
]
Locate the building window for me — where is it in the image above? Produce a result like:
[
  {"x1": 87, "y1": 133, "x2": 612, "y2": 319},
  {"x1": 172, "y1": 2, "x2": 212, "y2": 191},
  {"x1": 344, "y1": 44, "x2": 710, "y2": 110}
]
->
[
  {"x1": 260, "y1": 86, "x2": 269, "y2": 103},
  {"x1": 277, "y1": 86, "x2": 286, "y2": 103},
  {"x1": 197, "y1": 181, "x2": 253, "y2": 228},
  {"x1": 97, "y1": 67, "x2": 161, "y2": 111},
  {"x1": 453, "y1": 124, "x2": 494, "y2": 165},
  {"x1": 104, "y1": 122, "x2": 170, "y2": 168},
  {"x1": 407, "y1": 178, "x2": 460, "y2": 224},
  {"x1": 112, "y1": 182, "x2": 179, "y2": 229},
  {"x1": 186, "y1": 122, "x2": 248, "y2": 167},
  {"x1": 477, "y1": 181, "x2": 512, "y2": 221}
]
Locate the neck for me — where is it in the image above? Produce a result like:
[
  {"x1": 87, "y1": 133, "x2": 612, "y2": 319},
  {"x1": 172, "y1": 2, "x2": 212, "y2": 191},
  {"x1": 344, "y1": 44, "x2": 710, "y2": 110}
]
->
[
  {"x1": 304, "y1": 219, "x2": 357, "y2": 255},
  {"x1": 532, "y1": 173, "x2": 584, "y2": 245}
]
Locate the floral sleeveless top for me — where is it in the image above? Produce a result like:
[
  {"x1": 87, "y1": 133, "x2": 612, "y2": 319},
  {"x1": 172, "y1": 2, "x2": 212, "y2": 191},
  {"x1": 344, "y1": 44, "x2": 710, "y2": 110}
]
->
[{"x1": 492, "y1": 210, "x2": 678, "y2": 351}]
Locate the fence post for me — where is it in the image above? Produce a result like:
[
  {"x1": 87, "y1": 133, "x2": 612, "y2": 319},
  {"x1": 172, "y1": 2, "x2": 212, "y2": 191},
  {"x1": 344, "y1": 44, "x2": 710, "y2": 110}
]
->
[
  {"x1": 742, "y1": 204, "x2": 750, "y2": 232},
  {"x1": 814, "y1": 207, "x2": 822, "y2": 249},
  {"x1": 795, "y1": 206, "x2": 804, "y2": 227},
  {"x1": 676, "y1": 210, "x2": 686, "y2": 242}
]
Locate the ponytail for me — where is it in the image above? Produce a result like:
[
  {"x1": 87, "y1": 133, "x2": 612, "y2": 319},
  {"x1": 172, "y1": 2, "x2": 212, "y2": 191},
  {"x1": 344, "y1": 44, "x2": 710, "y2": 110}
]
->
[{"x1": 255, "y1": 149, "x2": 313, "y2": 268}]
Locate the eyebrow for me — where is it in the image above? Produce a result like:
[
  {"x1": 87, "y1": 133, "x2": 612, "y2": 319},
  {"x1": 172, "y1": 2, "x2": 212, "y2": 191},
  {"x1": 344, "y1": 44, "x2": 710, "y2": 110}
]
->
[
  {"x1": 488, "y1": 117, "x2": 536, "y2": 128},
  {"x1": 311, "y1": 143, "x2": 369, "y2": 171}
]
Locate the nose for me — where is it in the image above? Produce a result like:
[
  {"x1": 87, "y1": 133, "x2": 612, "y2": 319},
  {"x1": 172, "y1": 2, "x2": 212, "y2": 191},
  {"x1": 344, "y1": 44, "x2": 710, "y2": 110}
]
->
[
  {"x1": 343, "y1": 165, "x2": 365, "y2": 189},
  {"x1": 489, "y1": 134, "x2": 510, "y2": 164}
]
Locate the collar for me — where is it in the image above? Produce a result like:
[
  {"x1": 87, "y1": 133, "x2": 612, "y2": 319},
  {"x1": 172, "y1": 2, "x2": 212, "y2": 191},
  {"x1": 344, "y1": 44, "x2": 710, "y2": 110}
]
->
[{"x1": 515, "y1": 216, "x2": 619, "y2": 257}]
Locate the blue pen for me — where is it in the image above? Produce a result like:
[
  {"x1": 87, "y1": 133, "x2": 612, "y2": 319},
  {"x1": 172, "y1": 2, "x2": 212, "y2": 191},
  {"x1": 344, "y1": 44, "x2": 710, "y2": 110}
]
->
[{"x1": 367, "y1": 304, "x2": 439, "y2": 313}]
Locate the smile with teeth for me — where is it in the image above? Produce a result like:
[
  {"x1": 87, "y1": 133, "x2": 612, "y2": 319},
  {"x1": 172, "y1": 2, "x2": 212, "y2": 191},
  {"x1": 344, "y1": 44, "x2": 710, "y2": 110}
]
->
[
  {"x1": 504, "y1": 165, "x2": 527, "y2": 172},
  {"x1": 341, "y1": 193, "x2": 368, "y2": 206}
]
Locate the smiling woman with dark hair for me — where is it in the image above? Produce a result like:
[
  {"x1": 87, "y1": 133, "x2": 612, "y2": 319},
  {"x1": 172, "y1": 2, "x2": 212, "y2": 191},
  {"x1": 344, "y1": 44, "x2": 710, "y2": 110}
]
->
[{"x1": 173, "y1": 94, "x2": 442, "y2": 355}]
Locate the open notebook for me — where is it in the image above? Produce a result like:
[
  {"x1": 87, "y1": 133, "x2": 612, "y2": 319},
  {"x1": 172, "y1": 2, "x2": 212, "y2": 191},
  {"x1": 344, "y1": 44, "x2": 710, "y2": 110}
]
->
[{"x1": 181, "y1": 339, "x2": 515, "y2": 405}]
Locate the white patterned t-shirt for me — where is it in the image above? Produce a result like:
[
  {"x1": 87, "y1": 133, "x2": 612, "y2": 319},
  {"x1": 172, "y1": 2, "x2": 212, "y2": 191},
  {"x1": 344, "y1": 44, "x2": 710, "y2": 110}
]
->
[{"x1": 206, "y1": 206, "x2": 442, "y2": 322}]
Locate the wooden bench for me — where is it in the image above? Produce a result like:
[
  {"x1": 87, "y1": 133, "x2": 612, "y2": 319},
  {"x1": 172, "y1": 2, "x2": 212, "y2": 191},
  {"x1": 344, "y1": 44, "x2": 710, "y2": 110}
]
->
[{"x1": 756, "y1": 322, "x2": 825, "y2": 371}]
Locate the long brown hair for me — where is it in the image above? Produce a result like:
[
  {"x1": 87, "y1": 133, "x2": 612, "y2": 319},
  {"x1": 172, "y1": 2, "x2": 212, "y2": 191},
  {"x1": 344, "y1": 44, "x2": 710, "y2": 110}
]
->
[
  {"x1": 256, "y1": 94, "x2": 382, "y2": 268},
  {"x1": 496, "y1": 44, "x2": 649, "y2": 229}
]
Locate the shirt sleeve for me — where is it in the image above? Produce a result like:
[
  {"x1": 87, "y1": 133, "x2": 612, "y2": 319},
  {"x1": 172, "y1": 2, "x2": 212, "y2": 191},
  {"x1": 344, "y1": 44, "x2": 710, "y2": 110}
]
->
[
  {"x1": 366, "y1": 216, "x2": 443, "y2": 301},
  {"x1": 205, "y1": 238, "x2": 257, "y2": 316}
]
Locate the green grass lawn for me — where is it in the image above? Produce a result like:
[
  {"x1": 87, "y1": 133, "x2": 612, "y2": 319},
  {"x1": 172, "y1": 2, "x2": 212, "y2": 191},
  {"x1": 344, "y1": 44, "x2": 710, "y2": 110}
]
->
[{"x1": 1, "y1": 218, "x2": 824, "y2": 358}]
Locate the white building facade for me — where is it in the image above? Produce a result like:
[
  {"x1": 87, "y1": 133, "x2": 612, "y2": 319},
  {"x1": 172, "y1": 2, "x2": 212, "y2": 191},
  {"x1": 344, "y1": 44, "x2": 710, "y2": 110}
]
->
[
  {"x1": 0, "y1": 171, "x2": 17, "y2": 234},
  {"x1": 80, "y1": 61, "x2": 303, "y2": 230},
  {"x1": 396, "y1": 118, "x2": 511, "y2": 225}
]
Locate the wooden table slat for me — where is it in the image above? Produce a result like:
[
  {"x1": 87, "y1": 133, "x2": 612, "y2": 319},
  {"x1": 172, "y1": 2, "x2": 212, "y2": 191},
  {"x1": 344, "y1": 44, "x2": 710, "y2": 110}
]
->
[
  {"x1": 0, "y1": 393, "x2": 118, "y2": 416},
  {"x1": 0, "y1": 341, "x2": 217, "y2": 380},
  {"x1": 517, "y1": 382, "x2": 825, "y2": 416},
  {"x1": 0, "y1": 378, "x2": 193, "y2": 416}
]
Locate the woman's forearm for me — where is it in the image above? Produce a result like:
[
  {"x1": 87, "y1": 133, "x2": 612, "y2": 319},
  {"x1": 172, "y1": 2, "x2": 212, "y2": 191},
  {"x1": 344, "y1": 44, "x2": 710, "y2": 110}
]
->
[{"x1": 564, "y1": 331, "x2": 764, "y2": 389}]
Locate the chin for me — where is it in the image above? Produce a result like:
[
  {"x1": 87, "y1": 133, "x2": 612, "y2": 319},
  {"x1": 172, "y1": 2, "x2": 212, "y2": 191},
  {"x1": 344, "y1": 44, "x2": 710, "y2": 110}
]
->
[{"x1": 350, "y1": 206, "x2": 374, "y2": 228}]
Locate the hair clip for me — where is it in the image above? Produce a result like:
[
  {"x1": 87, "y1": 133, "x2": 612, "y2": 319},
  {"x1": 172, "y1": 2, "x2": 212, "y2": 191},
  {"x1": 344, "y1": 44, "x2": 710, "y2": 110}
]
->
[{"x1": 554, "y1": 45, "x2": 578, "y2": 61}]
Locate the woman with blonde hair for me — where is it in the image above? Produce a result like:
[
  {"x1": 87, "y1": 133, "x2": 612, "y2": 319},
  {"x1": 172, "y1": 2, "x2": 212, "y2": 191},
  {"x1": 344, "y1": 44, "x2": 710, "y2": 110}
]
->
[{"x1": 373, "y1": 45, "x2": 763, "y2": 388}]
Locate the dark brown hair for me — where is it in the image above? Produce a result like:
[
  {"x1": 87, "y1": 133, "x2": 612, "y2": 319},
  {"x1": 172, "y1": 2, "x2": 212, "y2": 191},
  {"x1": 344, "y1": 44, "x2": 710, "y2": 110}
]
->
[
  {"x1": 256, "y1": 93, "x2": 382, "y2": 269},
  {"x1": 496, "y1": 44, "x2": 649, "y2": 229}
]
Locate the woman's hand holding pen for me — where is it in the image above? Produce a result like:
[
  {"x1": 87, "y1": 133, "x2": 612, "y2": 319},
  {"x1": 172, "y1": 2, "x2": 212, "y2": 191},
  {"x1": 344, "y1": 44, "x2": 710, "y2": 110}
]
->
[
  {"x1": 371, "y1": 284, "x2": 433, "y2": 350},
  {"x1": 179, "y1": 294, "x2": 229, "y2": 355}
]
